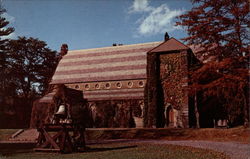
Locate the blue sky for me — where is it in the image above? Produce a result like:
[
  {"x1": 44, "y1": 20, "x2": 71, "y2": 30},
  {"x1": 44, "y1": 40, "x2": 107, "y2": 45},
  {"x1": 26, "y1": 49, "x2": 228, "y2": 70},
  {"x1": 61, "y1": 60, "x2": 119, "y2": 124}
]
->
[{"x1": 2, "y1": 0, "x2": 192, "y2": 52}]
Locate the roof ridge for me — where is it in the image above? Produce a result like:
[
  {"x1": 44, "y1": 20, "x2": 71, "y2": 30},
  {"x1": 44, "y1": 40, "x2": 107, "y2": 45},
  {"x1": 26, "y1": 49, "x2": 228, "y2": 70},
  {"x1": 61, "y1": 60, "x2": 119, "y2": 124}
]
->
[
  {"x1": 69, "y1": 41, "x2": 162, "y2": 53},
  {"x1": 149, "y1": 38, "x2": 189, "y2": 53}
]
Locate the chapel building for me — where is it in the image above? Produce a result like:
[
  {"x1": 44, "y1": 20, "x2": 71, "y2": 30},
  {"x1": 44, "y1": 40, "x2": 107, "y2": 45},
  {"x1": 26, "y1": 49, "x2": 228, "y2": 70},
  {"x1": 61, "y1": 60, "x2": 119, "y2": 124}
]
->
[{"x1": 42, "y1": 36, "x2": 198, "y2": 128}]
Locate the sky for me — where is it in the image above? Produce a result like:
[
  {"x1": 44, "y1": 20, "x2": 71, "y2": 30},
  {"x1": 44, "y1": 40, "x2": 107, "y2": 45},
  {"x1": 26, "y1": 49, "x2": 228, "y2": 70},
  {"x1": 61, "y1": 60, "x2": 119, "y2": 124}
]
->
[{"x1": 2, "y1": 0, "x2": 193, "y2": 52}]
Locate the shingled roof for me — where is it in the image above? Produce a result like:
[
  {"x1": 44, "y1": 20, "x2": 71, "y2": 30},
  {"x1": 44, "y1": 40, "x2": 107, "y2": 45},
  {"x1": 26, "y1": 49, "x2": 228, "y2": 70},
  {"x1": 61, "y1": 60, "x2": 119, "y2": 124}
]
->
[
  {"x1": 49, "y1": 38, "x2": 192, "y2": 101},
  {"x1": 51, "y1": 41, "x2": 161, "y2": 84},
  {"x1": 149, "y1": 38, "x2": 189, "y2": 53}
]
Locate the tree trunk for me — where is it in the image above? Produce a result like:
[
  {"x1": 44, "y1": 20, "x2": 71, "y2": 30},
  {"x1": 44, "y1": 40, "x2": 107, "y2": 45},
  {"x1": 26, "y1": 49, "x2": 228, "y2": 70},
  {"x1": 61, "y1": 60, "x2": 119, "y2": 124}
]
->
[
  {"x1": 242, "y1": 92, "x2": 249, "y2": 128},
  {"x1": 194, "y1": 91, "x2": 200, "y2": 128}
]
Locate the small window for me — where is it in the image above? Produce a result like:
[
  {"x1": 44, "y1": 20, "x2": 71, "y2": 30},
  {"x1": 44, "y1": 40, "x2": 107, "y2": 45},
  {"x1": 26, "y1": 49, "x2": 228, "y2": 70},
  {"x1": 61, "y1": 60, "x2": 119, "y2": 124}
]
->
[
  {"x1": 75, "y1": 85, "x2": 79, "y2": 89},
  {"x1": 116, "y1": 82, "x2": 122, "y2": 88},
  {"x1": 105, "y1": 83, "x2": 111, "y2": 89},
  {"x1": 138, "y1": 81, "x2": 144, "y2": 87},
  {"x1": 127, "y1": 81, "x2": 133, "y2": 88},
  {"x1": 95, "y1": 83, "x2": 100, "y2": 89},
  {"x1": 84, "y1": 84, "x2": 90, "y2": 90}
]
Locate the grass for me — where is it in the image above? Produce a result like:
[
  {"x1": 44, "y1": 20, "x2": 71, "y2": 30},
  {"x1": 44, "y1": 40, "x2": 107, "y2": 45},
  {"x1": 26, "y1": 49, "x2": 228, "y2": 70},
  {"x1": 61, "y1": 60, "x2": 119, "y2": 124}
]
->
[
  {"x1": 0, "y1": 143, "x2": 228, "y2": 159},
  {"x1": 0, "y1": 126, "x2": 249, "y2": 143},
  {"x1": 1, "y1": 127, "x2": 245, "y2": 159},
  {"x1": 86, "y1": 126, "x2": 250, "y2": 143}
]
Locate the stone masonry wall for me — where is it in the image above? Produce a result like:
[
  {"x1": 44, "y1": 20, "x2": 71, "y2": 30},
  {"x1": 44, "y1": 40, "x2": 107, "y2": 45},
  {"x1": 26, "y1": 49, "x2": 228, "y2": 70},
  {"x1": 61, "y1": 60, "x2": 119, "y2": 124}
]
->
[
  {"x1": 145, "y1": 50, "x2": 189, "y2": 128},
  {"x1": 160, "y1": 50, "x2": 189, "y2": 128}
]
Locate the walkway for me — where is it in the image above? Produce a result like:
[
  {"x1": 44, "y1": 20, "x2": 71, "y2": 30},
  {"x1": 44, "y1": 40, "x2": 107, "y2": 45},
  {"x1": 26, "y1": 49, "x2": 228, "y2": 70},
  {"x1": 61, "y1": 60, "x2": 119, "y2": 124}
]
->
[{"x1": 90, "y1": 139, "x2": 250, "y2": 159}]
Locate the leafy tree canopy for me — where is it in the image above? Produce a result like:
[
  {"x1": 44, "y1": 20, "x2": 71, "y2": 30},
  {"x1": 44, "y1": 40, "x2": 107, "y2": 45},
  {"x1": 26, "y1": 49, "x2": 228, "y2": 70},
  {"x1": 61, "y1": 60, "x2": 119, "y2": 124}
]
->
[
  {"x1": 177, "y1": 0, "x2": 249, "y2": 60},
  {"x1": 177, "y1": 0, "x2": 249, "y2": 127},
  {"x1": 7, "y1": 36, "x2": 59, "y2": 100}
]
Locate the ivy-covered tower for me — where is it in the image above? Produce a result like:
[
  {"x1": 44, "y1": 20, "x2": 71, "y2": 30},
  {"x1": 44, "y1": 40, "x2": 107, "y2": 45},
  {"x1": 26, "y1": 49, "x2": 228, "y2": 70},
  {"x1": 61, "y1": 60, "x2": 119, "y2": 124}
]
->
[{"x1": 145, "y1": 38, "x2": 197, "y2": 128}]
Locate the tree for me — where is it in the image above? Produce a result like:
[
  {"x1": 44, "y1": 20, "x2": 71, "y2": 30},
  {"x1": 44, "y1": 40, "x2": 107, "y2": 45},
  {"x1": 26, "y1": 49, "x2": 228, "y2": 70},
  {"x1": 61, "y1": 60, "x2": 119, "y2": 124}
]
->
[
  {"x1": 8, "y1": 37, "x2": 59, "y2": 100},
  {"x1": 0, "y1": 5, "x2": 59, "y2": 128},
  {"x1": 0, "y1": 4, "x2": 15, "y2": 97},
  {"x1": 177, "y1": 0, "x2": 249, "y2": 60},
  {"x1": 177, "y1": 0, "x2": 249, "y2": 127}
]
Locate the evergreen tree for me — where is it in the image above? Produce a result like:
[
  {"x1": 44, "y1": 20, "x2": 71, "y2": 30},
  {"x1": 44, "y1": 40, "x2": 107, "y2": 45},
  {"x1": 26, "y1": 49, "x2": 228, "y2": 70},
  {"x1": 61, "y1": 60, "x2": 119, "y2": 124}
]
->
[
  {"x1": 177, "y1": 0, "x2": 249, "y2": 127},
  {"x1": 0, "y1": 4, "x2": 15, "y2": 98}
]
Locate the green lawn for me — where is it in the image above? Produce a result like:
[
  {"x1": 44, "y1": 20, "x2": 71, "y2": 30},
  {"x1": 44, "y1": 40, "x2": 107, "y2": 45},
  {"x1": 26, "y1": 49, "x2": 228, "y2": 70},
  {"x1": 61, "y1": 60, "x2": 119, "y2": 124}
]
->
[
  {"x1": 1, "y1": 126, "x2": 249, "y2": 143},
  {"x1": 86, "y1": 126, "x2": 250, "y2": 143},
  {"x1": 0, "y1": 143, "x2": 228, "y2": 159}
]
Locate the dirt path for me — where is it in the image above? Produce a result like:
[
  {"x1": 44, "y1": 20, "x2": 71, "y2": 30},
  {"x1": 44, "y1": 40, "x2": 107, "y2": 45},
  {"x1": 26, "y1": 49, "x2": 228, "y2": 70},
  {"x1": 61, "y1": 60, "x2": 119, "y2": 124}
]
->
[
  {"x1": 148, "y1": 140, "x2": 250, "y2": 159},
  {"x1": 89, "y1": 139, "x2": 250, "y2": 159}
]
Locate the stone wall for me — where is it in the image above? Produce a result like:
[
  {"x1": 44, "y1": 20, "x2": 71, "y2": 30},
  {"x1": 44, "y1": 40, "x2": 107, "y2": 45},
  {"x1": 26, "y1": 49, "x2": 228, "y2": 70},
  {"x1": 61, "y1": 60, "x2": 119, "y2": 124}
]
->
[
  {"x1": 160, "y1": 51, "x2": 189, "y2": 128},
  {"x1": 145, "y1": 50, "x2": 189, "y2": 128}
]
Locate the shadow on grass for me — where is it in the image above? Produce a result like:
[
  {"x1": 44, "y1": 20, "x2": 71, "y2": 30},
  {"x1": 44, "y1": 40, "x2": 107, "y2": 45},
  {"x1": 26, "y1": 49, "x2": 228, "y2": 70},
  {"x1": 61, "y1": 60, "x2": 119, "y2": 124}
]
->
[
  {"x1": 0, "y1": 143, "x2": 36, "y2": 156},
  {"x1": 0, "y1": 143, "x2": 137, "y2": 156},
  {"x1": 0, "y1": 148, "x2": 34, "y2": 156}
]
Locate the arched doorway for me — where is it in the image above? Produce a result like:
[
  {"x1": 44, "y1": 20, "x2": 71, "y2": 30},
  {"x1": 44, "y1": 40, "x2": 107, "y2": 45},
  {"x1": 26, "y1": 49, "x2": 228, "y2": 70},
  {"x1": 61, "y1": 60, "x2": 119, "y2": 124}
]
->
[{"x1": 165, "y1": 106, "x2": 175, "y2": 127}]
